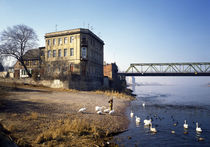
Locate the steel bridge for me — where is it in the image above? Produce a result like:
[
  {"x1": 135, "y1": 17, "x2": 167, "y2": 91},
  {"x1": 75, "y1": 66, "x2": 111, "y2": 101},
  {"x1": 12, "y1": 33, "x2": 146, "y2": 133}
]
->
[{"x1": 118, "y1": 62, "x2": 210, "y2": 76}]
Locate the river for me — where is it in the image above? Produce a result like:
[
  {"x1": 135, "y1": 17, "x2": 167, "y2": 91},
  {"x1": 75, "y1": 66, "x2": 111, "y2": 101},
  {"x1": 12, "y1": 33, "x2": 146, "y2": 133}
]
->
[{"x1": 112, "y1": 77, "x2": 210, "y2": 146}]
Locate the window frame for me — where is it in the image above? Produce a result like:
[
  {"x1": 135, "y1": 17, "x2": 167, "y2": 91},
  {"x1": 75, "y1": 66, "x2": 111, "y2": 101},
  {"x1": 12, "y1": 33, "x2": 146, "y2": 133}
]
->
[
  {"x1": 47, "y1": 39, "x2": 51, "y2": 46},
  {"x1": 64, "y1": 48, "x2": 67, "y2": 57},
  {"x1": 53, "y1": 50, "x2": 56, "y2": 57},
  {"x1": 70, "y1": 48, "x2": 74, "y2": 56},
  {"x1": 58, "y1": 38, "x2": 62, "y2": 45},
  {"x1": 70, "y1": 36, "x2": 74, "y2": 43},
  {"x1": 53, "y1": 38, "x2": 56, "y2": 45},
  {"x1": 58, "y1": 49, "x2": 61, "y2": 57},
  {"x1": 47, "y1": 50, "x2": 51, "y2": 58},
  {"x1": 64, "y1": 37, "x2": 68, "y2": 44}
]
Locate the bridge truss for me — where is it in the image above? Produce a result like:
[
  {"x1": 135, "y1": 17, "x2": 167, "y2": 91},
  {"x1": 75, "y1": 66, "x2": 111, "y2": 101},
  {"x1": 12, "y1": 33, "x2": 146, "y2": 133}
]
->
[{"x1": 120, "y1": 62, "x2": 210, "y2": 76}]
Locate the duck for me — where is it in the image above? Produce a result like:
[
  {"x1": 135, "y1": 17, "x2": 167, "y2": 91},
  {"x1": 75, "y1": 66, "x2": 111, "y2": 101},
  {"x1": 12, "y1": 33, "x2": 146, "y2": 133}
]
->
[
  {"x1": 144, "y1": 119, "x2": 152, "y2": 126},
  {"x1": 196, "y1": 122, "x2": 202, "y2": 133},
  {"x1": 135, "y1": 116, "x2": 140, "y2": 123},
  {"x1": 109, "y1": 110, "x2": 115, "y2": 115},
  {"x1": 150, "y1": 123, "x2": 157, "y2": 133},
  {"x1": 78, "y1": 108, "x2": 86, "y2": 113},
  {"x1": 183, "y1": 120, "x2": 188, "y2": 129},
  {"x1": 130, "y1": 111, "x2": 134, "y2": 118}
]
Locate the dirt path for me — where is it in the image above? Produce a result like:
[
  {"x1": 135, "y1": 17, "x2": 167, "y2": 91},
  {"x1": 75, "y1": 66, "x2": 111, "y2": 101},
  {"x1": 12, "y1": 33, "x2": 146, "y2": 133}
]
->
[{"x1": 0, "y1": 84, "x2": 131, "y2": 146}]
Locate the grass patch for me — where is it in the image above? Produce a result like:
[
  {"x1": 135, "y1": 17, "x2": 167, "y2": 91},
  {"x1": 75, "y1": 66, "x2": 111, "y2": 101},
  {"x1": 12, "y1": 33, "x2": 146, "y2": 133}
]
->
[
  {"x1": 93, "y1": 90, "x2": 135, "y2": 100},
  {"x1": 24, "y1": 112, "x2": 39, "y2": 120},
  {"x1": 34, "y1": 118, "x2": 108, "y2": 146}
]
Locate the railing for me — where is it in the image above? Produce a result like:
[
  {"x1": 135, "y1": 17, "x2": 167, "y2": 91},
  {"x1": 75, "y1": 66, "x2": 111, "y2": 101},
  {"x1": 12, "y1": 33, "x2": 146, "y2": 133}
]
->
[{"x1": 119, "y1": 62, "x2": 210, "y2": 76}]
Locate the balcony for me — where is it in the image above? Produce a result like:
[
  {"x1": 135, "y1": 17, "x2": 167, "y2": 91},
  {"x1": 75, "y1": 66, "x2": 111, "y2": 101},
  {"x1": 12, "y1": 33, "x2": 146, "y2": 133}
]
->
[{"x1": 81, "y1": 38, "x2": 88, "y2": 47}]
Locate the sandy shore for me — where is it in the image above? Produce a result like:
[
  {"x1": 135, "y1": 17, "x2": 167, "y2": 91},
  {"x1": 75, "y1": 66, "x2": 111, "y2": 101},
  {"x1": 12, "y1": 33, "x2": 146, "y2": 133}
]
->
[{"x1": 0, "y1": 83, "x2": 131, "y2": 146}]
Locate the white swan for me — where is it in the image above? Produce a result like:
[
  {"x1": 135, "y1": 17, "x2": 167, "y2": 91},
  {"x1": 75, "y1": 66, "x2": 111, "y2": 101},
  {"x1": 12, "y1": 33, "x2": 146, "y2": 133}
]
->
[
  {"x1": 78, "y1": 108, "x2": 86, "y2": 113},
  {"x1": 142, "y1": 102, "x2": 145, "y2": 107},
  {"x1": 135, "y1": 116, "x2": 140, "y2": 123},
  {"x1": 183, "y1": 120, "x2": 188, "y2": 129},
  {"x1": 150, "y1": 123, "x2": 157, "y2": 133},
  {"x1": 109, "y1": 110, "x2": 114, "y2": 115},
  {"x1": 95, "y1": 106, "x2": 104, "y2": 111},
  {"x1": 97, "y1": 110, "x2": 102, "y2": 115},
  {"x1": 130, "y1": 111, "x2": 134, "y2": 118},
  {"x1": 196, "y1": 122, "x2": 202, "y2": 133},
  {"x1": 104, "y1": 108, "x2": 110, "y2": 113},
  {"x1": 144, "y1": 119, "x2": 152, "y2": 126}
]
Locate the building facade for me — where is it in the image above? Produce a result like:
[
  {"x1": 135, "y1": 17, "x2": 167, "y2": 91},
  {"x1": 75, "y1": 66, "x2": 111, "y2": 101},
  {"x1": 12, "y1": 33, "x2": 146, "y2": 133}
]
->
[
  {"x1": 13, "y1": 28, "x2": 104, "y2": 90},
  {"x1": 103, "y1": 63, "x2": 125, "y2": 90},
  {"x1": 44, "y1": 28, "x2": 104, "y2": 82},
  {"x1": 14, "y1": 47, "x2": 45, "y2": 78}
]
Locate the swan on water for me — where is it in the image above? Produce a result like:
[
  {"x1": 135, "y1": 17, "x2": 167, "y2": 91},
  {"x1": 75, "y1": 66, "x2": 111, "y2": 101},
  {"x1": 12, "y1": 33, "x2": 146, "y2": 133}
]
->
[
  {"x1": 130, "y1": 111, "x2": 134, "y2": 117},
  {"x1": 144, "y1": 119, "x2": 152, "y2": 126},
  {"x1": 150, "y1": 123, "x2": 157, "y2": 133},
  {"x1": 196, "y1": 122, "x2": 202, "y2": 133},
  {"x1": 135, "y1": 116, "x2": 140, "y2": 123},
  {"x1": 142, "y1": 102, "x2": 145, "y2": 107},
  {"x1": 183, "y1": 120, "x2": 188, "y2": 129},
  {"x1": 78, "y1": 108, "x2": 86, "y2": 113}
]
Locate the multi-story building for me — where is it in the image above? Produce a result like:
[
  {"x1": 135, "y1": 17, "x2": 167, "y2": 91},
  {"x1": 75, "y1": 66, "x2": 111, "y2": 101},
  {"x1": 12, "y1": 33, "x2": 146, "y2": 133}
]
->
[
  {"x1": 44, "y1": 28, "x2": 104, "y2": 89},
  {"x1": 13, "y1": 28, "x2": 104, "y2": 90}
]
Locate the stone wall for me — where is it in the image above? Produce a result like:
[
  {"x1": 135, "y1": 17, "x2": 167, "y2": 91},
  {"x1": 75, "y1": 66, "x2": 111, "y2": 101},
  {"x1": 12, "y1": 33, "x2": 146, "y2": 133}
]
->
[
  {"x1": 0, "y1": 78, "x2": 68, "y2": 89},
  {"x1": 68, "y1": 80, "x2": 102, "y2": 90}
]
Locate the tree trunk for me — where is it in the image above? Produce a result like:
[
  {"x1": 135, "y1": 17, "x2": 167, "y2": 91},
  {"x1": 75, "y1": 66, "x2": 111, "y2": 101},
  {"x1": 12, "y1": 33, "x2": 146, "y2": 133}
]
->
[{"x1": 19, "y1": 60, "x2": 32, "y2": 78}]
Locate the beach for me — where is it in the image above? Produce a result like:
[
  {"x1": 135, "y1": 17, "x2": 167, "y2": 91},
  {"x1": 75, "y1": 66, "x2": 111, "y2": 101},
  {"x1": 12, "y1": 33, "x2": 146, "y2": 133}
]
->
[{"x1": 0, "y1": 82, "x2": 132, "y2": 146}]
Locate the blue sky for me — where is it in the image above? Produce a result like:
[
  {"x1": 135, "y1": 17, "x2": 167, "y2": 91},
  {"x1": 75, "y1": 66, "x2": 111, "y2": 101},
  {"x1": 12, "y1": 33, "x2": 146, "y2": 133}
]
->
[{"x1": 0, "y1": 0, "x2": 209, "y2": 71}]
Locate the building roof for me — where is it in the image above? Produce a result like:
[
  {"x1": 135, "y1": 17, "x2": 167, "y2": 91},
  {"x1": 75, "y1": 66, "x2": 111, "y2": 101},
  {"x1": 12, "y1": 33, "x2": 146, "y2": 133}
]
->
[
  {"x1": 45, "y1": 28, "x2": 104, "y2": 44},
  {"x1": 22, "y1": 49, "x2": 40, "y2": 60}
]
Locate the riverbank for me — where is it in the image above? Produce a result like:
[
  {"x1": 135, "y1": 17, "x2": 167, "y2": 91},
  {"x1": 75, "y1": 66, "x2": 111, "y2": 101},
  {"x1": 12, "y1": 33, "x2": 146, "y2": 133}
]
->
[{"x1": 0, "y1": 81, "x2": 133, "y2": 146}]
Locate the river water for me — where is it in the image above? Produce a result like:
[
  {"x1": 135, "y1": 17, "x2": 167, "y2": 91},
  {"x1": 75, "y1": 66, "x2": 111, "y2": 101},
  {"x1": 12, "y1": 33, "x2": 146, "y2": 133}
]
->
[{"x1": 112, "y1": 77, "x2": 210, "y2": 146}]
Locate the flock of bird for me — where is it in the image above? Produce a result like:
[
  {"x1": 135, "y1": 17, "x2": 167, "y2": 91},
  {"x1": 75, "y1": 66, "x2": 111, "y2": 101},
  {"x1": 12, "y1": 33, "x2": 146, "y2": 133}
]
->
[
  {"x1": 78, "y1": 106, "x2": 114, "y2": 115},
  {"x1": 130, "y1": 102, "x2": 203, "y2": 135},
  {"x1": 78, "y1": 102, "x2": 204, "y2": 141}
]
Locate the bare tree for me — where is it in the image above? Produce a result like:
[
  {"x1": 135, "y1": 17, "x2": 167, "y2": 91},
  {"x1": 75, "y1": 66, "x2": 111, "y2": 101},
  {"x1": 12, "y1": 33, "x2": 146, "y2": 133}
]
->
[{"x1": 0, "y1": 24, "x2": 38, "y2": 77}]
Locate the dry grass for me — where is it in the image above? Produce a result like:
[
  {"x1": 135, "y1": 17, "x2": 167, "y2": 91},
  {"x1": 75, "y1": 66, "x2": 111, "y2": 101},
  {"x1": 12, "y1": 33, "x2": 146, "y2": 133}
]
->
[
  {"x1": 6, "y1": 124, "x2": 16, "y2": 132},
  {"x1": 34, "y1": 118, "x2": 108, "y2": 146},
  {"x1": 24, "y1": 112, "x2": 39, "y2": 120},
  {"x1": 93, "y1": 90, "x2": 135, "y2": 100}
]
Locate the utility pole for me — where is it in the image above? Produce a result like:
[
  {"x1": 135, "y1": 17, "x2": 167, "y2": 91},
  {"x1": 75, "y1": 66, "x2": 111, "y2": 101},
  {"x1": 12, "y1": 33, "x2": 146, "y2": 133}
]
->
[{"x1": 55, "y1": 24, "x2": 58, "y2": 32}]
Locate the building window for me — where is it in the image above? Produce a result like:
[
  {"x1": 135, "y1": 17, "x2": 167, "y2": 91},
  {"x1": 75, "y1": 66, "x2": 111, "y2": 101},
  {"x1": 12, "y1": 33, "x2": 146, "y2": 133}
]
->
[
  {"x1": 58, "y1": 49, "x2": 61, "y2": 57},
  {"x1": 70, "y1": 36, "x2": 74, "y2": 43},
  {"x1": 53, "y1": 39, "x2": 56, "y2": 45},
  {"x1": 70, "y1": 48, "x2": 74, "y2": 56},
  {"x1": 64, "y1": 49, "x2": 67, "y2": 57},
  {"x1": 64, "y1": 37, "x2": 68, "y2": 44},
  {"x1": 47, "y1": 50, "x2": 51, "y2": 58},
  {"x1": 47, "y1": 39, "x2": 51, "y2": 46},
  {"x1": 81, "y1": 47, "x2": 87, "y2": 59},
  {"x1": 53, "y1": 50, "x2": 56, "y2": 57},
  {"x1": 70, "y1": 64, "x2": 74, "y2": 72},
  {"x1": 58, "y1": 38, "x2": 62, "y2": 45}
]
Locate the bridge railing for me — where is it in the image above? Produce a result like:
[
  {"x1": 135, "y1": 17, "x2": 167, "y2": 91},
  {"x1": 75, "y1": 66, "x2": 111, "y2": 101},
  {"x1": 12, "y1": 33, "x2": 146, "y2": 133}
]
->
[{"x1": 125, "y1": 62, "x2": 210, "y2": 74}]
